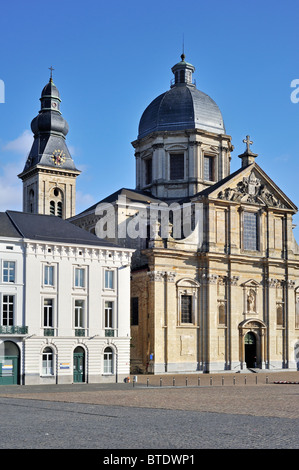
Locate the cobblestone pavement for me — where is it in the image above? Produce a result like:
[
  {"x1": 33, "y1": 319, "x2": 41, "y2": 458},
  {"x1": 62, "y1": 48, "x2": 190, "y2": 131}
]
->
[
  {"x1": 0, "y1": 371, "x2": 298, "y2": 419},
  {"x1": 0, "y1": 372, "x2": 298, "y2": 449}
]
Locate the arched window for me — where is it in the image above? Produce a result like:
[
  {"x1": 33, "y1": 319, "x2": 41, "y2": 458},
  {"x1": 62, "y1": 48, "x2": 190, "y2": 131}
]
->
[
  {"x1": 28, "y1": 189, "x2": 34, "y2": 213},
  {"x1": 50, "y1": 201, "x2": 55, "y2": 215},
  {"x1": 103, "y1": 347, "x2": 113, "y2": 374},
  {"x1": 49, "y1": 188, "x2": 64, "y2": 217},
  {"x1": 42, "y1": 347, "x2": 54, "y2": 375}
]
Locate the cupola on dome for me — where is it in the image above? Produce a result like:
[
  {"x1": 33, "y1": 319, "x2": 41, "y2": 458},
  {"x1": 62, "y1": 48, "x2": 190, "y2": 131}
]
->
[{"x1": 138, "y1": 55, "x2": 225, "y2": 139}]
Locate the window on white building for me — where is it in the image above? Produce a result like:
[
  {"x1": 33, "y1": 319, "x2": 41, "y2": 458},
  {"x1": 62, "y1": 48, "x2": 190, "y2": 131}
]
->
[
  {"x1": 42, "y1": 347, "x2": 54, "y2": 375},
  {"x1": 105, "y1": 301, "x2": 113, "y2": 328},
  {"x1": 105, "y1": 270, "x2": 114, "y2": 289},
  {"x1": 2, "y1": 295, "x2": 14, "y2": 326},
  {"x1": 44, "y1": 265, "x2": 54, "y2": 286},
  {"x1": 43, "y1": 299, "x2": 53, "y2": 327},
  {"x1": 3, "y1": 261, "x2": 15, "y2": 283},
  {"x1": 103, "y1": 347, "x2": 113, "y2": 374},
  {"x1": 75, "y1": 300, "x2": 85, "y2": 328},
  {"x1": 75, "y1": 267, "x2": 85, "y2": 288}
]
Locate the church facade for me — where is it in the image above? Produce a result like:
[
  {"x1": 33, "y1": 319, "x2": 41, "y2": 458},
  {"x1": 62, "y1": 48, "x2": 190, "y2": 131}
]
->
[{"x1": 71, "y1": 55, "x2": 299, "y2": 374}]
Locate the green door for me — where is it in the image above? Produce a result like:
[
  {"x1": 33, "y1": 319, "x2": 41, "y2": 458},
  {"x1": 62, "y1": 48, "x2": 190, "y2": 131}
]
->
[
  {"x1": 73, "y1": 347, "x2": 85, "y2": 383},
  {"x1": 0, "y1": 342, "x2": 20, "y2": 385}
]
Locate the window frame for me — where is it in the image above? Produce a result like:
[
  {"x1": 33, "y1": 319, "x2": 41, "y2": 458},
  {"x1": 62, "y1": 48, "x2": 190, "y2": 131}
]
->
[
  {"x1": 43, "y1": 264, "x2": 55, "y2": 287},
  {"x1": 74, "y1": 266, "x2": 86, "y2": 289},
  {"x1": 1, "y1": 294, "x2": 14, "y2": 327},
  {"x1": 42, "y1": 297, "x2": 55, "y2": 329},
  {"x1": 104, "y1": 300, "x2": 114, "y2": 329},
  {"x1": 203, "y1": 154, "x2": 215, "y2": 182},
  {"x1": 242, "y1": 210, "x2": 259, "y2": 252},
  {"x1": 104, "y1": 269, "x2": 115, "y2": 290},
  {"x1": 169, "y1": 153, "x2": 185, "y2": 181},
  {"x1": 2, "y1": 260, "x2": 16, "y2": 283},
  {"x1": 74, "y1": 299, "x2": 85, "y2": 329},
  {"x1": 103, "y1": 347, "x2": 113, "y2": 375},
  {"x1": 42, "y1": 347, "x2": 54, "y2": 376}
]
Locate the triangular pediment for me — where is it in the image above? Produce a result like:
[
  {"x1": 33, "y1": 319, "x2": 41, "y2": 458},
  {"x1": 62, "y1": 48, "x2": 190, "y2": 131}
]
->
[{"x1": 201, "y1": 163, "x2": 297, "y2": 212}]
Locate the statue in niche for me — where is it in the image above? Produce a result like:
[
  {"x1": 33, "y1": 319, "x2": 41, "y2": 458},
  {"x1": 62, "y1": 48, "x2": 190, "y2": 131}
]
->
[{"x1": 247, "y1": 289, "x2": 256, "y2": 313}]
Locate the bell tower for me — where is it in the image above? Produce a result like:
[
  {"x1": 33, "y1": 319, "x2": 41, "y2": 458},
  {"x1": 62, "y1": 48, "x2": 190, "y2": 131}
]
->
[{"x1": 18, "y1": 68, "x2": 80, "y2": 219}]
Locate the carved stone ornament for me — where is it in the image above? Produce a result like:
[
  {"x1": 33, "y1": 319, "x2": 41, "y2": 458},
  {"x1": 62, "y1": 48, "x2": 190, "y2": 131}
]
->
[
  {"x1": 229, "y1": 275, "x2": 239, "y2": 286},
  {"x1": 217, "y1": 171, "x2": 286, "y2": 208},
  {"x1": 202, "y1": 273, "x2": 218, "y2": 284},
  {"x1": 147, "y1": 271, "x2": 164, "y2": 282}
]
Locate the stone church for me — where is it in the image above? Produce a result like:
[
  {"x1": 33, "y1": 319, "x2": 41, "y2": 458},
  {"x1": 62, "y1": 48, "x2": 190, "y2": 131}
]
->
[{"x1": 21, "y1": 56, "x2": 299, "y2": 374}]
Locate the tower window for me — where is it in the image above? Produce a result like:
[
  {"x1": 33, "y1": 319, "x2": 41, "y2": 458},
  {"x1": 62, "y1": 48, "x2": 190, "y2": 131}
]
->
[
  {"x1": 145, "y1": 158, "x2": 152, "y2": 185},
  {"x1": 50, "y1": 201, "x2": 55, "y2": 215},
  {"x1": 57, "y1": 202, "x2": 62, "y2": 218},
  {"x1": 204, "y1": 156, "x2": 215, "y2": 181},
  {"x1": 170, "y1": 154, "x2": 184, "y2": 180}
]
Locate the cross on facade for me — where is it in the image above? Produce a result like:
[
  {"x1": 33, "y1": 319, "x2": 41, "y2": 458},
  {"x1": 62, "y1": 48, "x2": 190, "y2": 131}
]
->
[
  {"x1": 49, "y1": 65, "x2": 55, "y2": 80},
  {"x1": 243, "y1": 135, "x2": 253, "y2": 152}
]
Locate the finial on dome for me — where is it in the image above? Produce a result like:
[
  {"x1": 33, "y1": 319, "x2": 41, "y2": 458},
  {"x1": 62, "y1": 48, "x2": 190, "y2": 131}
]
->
[
  {"x1": 181, "y1": 53, "x2": 185, "y2": 62},
  {"x1": 49, "y1": 65, "x2": 55, "y2": 82}
]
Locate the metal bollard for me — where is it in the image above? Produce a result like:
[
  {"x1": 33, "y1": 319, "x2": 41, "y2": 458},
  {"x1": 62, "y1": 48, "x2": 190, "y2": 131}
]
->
[
  {"x1": 233, "y1": 376, "x2": 236, "y2": 385},
  {"x1": 173, "y1": 377, "x2": 175, "y2": 387},
  {"x1": 222, "y1": 376, "x2": 224, "y2": 386},
  {"x1": 186, "y1": 377, "x2": 188, "y2": 387},
  {"x1": 256, "y1": 375, "x2": 258, "y2": 385},
  {"x1": 210, "y1": 376, "x2": 213, "y2": 386},
  {"x1": 198, "y1": 377, "x2": 200, "y2": 387},
  {"x1": 245, "y1": 376, "x2": 247, "y2": 385},
  {"x1": 266, "y1": 376, "x2": 268, "y2": 384},
  {"x1": 147, "y1": 378, "x2": 149, "y2": 387},
  {"x1": 160, "y1": 377, "x2": 162, "y2": 387}
]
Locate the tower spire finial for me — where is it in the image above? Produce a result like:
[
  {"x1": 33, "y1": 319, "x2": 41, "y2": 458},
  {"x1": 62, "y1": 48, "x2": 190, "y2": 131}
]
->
[
  {"x1": 49, "y1": 65, "x2": 55, "y2": 82},
  {"x1": 181, "y1": 33, "x2": 185, "y2": 61}
]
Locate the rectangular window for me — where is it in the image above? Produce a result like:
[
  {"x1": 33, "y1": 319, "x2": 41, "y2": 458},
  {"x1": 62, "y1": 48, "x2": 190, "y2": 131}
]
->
[
  {"x1": 204, "y1": 156, "x2": 214, "y2": 181},
  {"x1": 170, "y1": 154, "x2": 184, "y2": 180},
  {"x1": 75, "y1": 267, "x2": 85, "y2": 288},
  {"x1": 181, "y1": 295, "x2": 192, "y2": 323},
  {"x1": 43, "y1": 299, "x2": 53, "y2": 327},
  {"x1": 145, "y1": 158, "x2": 152, "y2": 185},
  {"x1": 105, "y1": 301, "x2": 113, "y2": 328},
  {"x1": 105, "y1": 270, "x2": 114, "y2": 289},
  {"x1": 44, "y1": 265, "x2": 54, "y2": 286},
  {"x1": 131, "y1": 297, "x2": 139, "y2": 326},
  {"x1": 3, "y1": 261, "x2": 15, "y2": 283},
  {"x1": 243, "y1": 212, "x2": 258, "y2": 251},
  {"x1": 2, "y1": 295, "x2": 14, "y2": 326},
  {"x1": 75, "y1": 300, "x2": 84, "y2": 328}
]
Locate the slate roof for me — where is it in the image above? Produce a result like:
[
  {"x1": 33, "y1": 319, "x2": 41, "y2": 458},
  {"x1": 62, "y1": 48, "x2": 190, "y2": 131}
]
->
[
  {"x1": 138, "y1": 85, "x2": 225, "y2": 140},
  {"x1": 1, "y1": 211, "x2": 119, "y2": 247}
]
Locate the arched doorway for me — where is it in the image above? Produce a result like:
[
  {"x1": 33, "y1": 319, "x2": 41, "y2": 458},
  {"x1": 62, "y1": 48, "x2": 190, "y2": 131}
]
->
[
  {"x1": 0, "y1": 341, "x2": 20, "y2": 385},
  {"x1": 245, "y1": 332, "x2": 257, "y2": 368},
  {"x1": 73, "y1": 346, "x2": 85, "y2": 383}
]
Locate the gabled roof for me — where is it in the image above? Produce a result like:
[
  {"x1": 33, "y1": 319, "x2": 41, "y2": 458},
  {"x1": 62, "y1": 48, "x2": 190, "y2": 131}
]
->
[
  {"x1": 192, "y1": 163, "x2": 298, "y2": 212},
  {"x1": 3, "y1": 211, "x2": 120, "y2": 248}
]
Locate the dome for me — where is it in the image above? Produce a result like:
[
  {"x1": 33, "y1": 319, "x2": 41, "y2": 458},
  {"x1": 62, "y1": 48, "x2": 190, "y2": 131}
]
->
[
  {"x1": 138, "y1": 56, "x2": 225, "y2": 139},
  {"x1": 41, "y1": 79, "x2": 60, "y2": 99}
]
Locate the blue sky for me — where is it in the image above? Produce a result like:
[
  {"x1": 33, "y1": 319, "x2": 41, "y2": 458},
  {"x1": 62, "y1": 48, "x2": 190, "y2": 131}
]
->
[{"x1": 1, "y1": 0, "x2": 299, "y2": 237}]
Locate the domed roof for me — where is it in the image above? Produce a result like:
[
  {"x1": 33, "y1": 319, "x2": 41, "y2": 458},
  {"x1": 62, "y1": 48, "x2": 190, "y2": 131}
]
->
[
  {"x1": 138, "y1": 56, "x2": 225, "y2": 139},
  {"x1": 41, "y1": 79, "x2": 60, "y2": 99}
]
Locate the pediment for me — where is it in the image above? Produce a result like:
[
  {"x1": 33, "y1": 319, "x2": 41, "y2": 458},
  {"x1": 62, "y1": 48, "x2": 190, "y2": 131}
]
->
[
  {"x1": 207, "y1": 164, "x2": 297, "y2": 211},
  {"x1": 241, "y1": 279, "x2": 260, "y2": 288}
]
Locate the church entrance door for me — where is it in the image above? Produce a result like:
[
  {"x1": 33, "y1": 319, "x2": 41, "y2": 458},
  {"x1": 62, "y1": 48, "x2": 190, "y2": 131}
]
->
[{"x1": 245, "y1": 332, "x2": 256, "y2": 368}]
